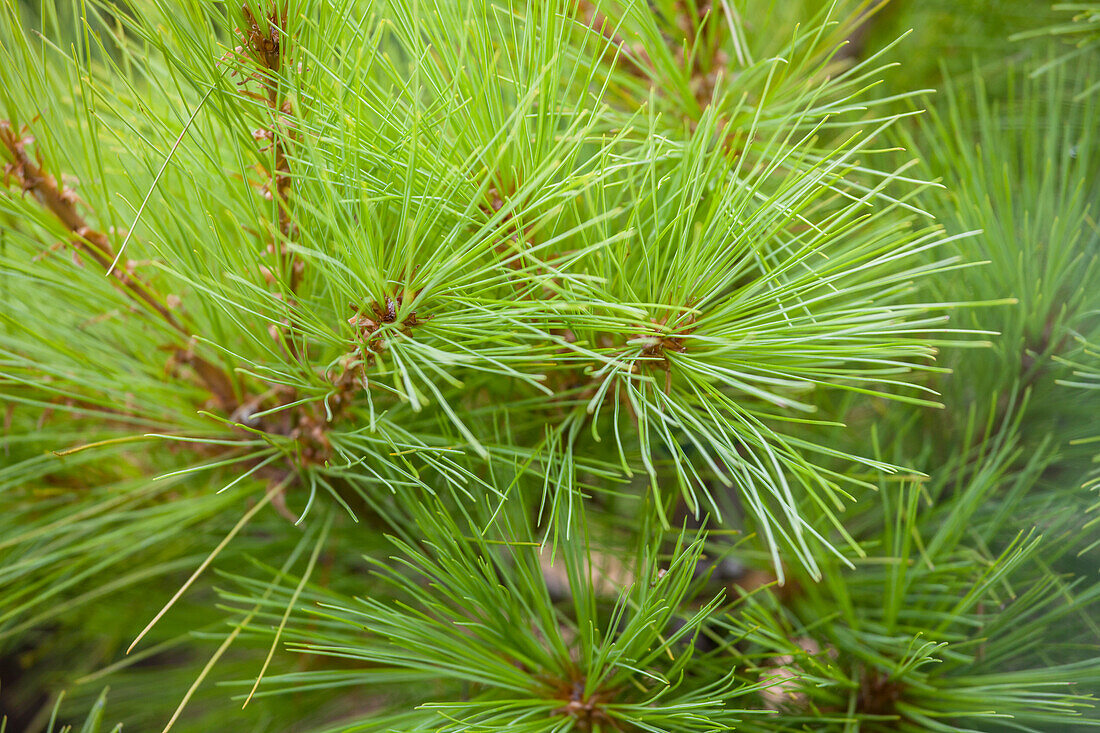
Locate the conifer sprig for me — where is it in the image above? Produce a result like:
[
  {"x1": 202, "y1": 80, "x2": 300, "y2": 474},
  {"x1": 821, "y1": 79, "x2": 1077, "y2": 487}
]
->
[
  {"x1": 727, "y1": 424, "x2": 1100, "y2": 731},
  {"x1": 0, "y1": 0, "x2": 967, "y2": 603},
  {"x1": 1, "y1": 1, "x2": 1098, "y2": 731},
  {"x1": 218, "y1": 499, "x2": 771, "y2": 732},
  {"x1": 897, "y1": 55, "x2": 1100, "y2": 452}
]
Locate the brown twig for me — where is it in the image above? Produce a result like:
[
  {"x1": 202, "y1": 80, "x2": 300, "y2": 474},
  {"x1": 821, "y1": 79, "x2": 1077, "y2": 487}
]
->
[
  {"x1": 1, "y1": 120, "x2": 239, "y2": 413},
  {"x1": 3, "y1": 114, "x2": 367, "y2": 522},
  {"x1": 1, "y1": 121, "x2": 184, "y2": 331},
  {"x1": 234, "y1": 3, "x2": 303, "y2": 293}
]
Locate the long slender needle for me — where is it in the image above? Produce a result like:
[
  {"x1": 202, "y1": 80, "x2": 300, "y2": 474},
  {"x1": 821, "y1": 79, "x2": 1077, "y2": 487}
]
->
[
  {"x1": 127, "y1": 480, "x2": 284, "y2": 655},
  {"x1": 109, "y1": 86, "x2": 215, "y2": 274},
  {"x1": 243, "y1": 512, "x2": 332, "y2": 707}
]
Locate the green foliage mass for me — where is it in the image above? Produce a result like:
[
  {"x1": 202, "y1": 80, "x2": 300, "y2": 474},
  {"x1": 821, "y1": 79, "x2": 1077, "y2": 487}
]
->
[{"x1": 0, "y1": 0, "x2": 1097, "y2": 731}]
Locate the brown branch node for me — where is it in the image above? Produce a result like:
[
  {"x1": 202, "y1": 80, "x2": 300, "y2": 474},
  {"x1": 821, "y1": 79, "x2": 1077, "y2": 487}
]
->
[
  {"x1": 550, "y1": 678, "x2": 618, "y2": 732},
  {"x1": 347, "y1": 292, "x2": 428, "y2": 360},
  {"x1": 630, "y1": 312, "x2": 697, "y2": 393},
  {"x1": 856, "y1": 667, "x2": 905, "y2": 718}
]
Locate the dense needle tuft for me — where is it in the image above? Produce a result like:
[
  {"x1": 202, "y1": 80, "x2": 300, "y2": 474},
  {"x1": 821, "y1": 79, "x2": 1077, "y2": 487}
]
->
[{"x1": 0, "y1": 1, "x2": 1097, "y2": 731}]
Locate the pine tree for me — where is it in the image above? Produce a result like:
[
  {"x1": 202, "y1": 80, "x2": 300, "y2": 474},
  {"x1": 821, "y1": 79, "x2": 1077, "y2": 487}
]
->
[{"x1": 0, "y1": 1, "x2": 1097, "y2": 731}]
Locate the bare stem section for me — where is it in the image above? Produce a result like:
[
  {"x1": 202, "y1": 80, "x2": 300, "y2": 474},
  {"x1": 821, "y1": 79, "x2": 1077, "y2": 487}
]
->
[{"x1": 233, "y1": 2, "x2": 303, "y2": 293}]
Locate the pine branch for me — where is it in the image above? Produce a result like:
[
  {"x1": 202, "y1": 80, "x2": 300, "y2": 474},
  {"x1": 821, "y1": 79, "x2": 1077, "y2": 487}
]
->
[
  {"x1": 0, "y1": 121, "x2": 184, "y2": 333},
  {"x1": 231, "y1": 2, "x2": 305, "y2": 294},
  {"x1": 1, "y1": 2, "x2": 1098, "y2": 731},
  {"x1": 1, "y1": 121, "x2": 239, "y2": 413}
]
